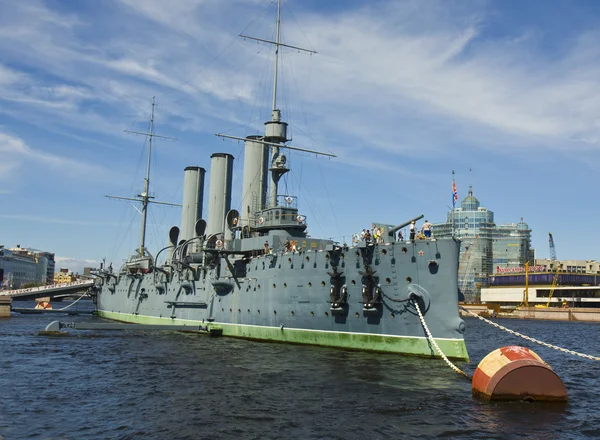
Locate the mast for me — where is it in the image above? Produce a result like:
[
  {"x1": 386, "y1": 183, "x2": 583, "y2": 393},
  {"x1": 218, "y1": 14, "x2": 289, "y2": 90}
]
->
[
  {"x1": 106, "y1": 98, "x2": 179, "y2": 260},
  {"x1": 218, "y1": 0, "x2": 328, "y2": 218},
  {"x1": 266, "y1": 0, "x2": 288, "y2": 209},
  {"x1": 272, "y1": 0, "x2": 281, "y2": 113},
  {"x1": 138, "y1": 97, "x2": 155, "y2": 257}
]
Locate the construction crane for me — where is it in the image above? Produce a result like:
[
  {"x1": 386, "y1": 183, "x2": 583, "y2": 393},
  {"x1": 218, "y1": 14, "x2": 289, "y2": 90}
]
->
[
  {"x1": 536, "y1": 232, "x2": 560, "y2": 308},
  {"x1": 549, "y1": 233, "x2": 557, "y2": 261},
  {"x1": 547, "y1": 232, "x2": 560, "y2": 307},
  {"x1": 520, "y1": 261, "x2": 530, "y2": 308}
]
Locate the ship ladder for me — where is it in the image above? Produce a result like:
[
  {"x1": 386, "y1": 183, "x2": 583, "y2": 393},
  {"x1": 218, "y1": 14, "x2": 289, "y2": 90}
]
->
[
  {"x1": 412, "y1": 299, "x2": 470, "y2": 378},
  {"x1": 459, "y1": 306, "x2": 600, "y2": 362}
]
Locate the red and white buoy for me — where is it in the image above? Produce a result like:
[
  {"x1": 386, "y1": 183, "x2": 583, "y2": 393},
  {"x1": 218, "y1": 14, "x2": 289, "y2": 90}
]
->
[
  {"x1": 34, "y1": 301, "x2": 52, "y2": 310},
  {"x1": 472, "y1": 346, "x2": 567, "y2": 402}
]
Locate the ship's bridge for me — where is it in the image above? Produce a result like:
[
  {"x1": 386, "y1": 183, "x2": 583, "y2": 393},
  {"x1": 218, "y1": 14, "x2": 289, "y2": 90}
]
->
[{"x1": 255, "y1": 195, "x2": 306, "y2": 231}]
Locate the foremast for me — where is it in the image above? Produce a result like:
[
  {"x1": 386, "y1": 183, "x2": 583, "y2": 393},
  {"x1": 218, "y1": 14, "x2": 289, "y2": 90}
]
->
[{"x1": 106, "y1": 97, "x2": 179, "y2": 269}]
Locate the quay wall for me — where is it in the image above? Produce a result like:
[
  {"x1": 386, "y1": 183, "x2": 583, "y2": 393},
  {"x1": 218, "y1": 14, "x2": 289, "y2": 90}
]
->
[
  {"x1": 0, "y1": 296, "x2": 11, "y2": 318},
  {"x1": 462, "y1": 305, "x2": 600, "y2": 322}
]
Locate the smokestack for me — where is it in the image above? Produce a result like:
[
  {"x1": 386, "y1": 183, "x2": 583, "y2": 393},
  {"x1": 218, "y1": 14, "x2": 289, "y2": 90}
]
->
[
  {"x1": 180, "y1": 166, "x2": 205, "y2": 251},
  {"x1": 206, "y1": 153, "x2": 234, "y2": 238},
  {"x1": 241, "y1": 136, "x2": 269, "y2": 228}
]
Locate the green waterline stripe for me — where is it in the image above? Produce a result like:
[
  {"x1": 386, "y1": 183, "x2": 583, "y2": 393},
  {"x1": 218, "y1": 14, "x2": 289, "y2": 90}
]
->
[{"x1": 97, "y1": 310, "x2": 466, "y2": 343}]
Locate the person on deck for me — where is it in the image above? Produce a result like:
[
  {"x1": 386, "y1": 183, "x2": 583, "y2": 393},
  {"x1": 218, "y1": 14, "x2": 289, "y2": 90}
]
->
[
  {"x1": 409, "y1": 221, "x2": 416, "y2": 241},
  {"x1": 422, "y1": 220, "x2": 432, "y2": 238}
]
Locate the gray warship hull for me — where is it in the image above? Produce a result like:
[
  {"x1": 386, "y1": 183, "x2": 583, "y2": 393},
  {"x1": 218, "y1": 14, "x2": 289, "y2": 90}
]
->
[{"x1": 95, "y1": 236, "x2": 468, "y2": 360}]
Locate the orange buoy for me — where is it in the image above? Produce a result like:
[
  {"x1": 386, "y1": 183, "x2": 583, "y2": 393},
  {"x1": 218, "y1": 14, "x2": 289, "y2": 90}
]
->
[
  {"x1": 472, "y1": 346, "x2": 567, "y2": 402},
  {"x1": 34, "y1": 301, "x2": 53, "y2": 310}
]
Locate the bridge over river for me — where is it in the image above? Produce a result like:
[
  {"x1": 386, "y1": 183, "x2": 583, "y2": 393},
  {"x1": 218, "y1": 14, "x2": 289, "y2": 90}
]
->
[{"x1": 0, "y1": 280, "x2": 94, "y2": 301}]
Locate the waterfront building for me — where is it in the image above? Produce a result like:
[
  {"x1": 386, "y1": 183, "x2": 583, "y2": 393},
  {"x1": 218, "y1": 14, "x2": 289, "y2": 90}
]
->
[
  {"x1": 482, "y1": 259, "x2": 600, "y2": 308},
  {"x1": 535, "y1": 258, "x2": 600, "y2": 274},
  {"x1": 432, "y1": 187, "x2": 533, "y2": 302},
  {"x1": 54, "y1": 267, "x2": 76, "y2": 283},
  {"x1": 0, "y1": 245, "x2": 56, "y2": 289}
]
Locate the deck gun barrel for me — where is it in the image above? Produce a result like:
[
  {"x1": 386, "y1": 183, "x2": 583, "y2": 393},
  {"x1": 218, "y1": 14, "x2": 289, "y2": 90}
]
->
[{"x1": 388, "y1": 214, "x2": 424, "y2": 238}]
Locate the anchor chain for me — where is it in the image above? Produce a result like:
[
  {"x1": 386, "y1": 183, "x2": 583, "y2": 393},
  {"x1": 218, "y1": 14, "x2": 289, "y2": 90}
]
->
[
  {"x1": 460, "y1": 306, "x2": 600, "y2": 362},
  {"x1": 413, "y1": 299, "x2": 470, "y2": 379}
]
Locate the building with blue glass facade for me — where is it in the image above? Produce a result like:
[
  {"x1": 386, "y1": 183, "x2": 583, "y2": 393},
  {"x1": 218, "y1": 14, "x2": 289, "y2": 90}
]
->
[{"x1": 432, "y1": 187, "x2": 533, "y2": 302}]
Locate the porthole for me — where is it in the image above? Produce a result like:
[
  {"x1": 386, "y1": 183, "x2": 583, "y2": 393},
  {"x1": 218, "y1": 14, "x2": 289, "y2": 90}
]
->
[
  {"x1": 221, "y1": 308, "x2": 224, "y2": 312},
  {"x1": 355, "y1": 312, "x2": 359, "y2": 318},
  {"x1": 247, "y1": 309, "x2": 250, "y2": 313},
  {"x1": 237, "y1": 309, "x2": 241, "y2": 313},
  {"x1": 325, "y1": 311, "x2": 329, "y2": 317},
  {"x1": 308, "y1": 282, "x2": 312, "y2": 287},
  {"x1": 402, "y1": 247, "x2": 408, "y2": 253},
  {"x1": 274, "y1": 310, "x2": 277, "y2": 315},
  {"x1": 258, "y1": 284, "x2": 261, "y2": 289},
  {"x1": 288, "y1": 258, "x2": 292, "y2": 263},
  {"x1": 284, "y1": 283, "x2": 287, "y2": 288},
  {"x1": 351, "y1": 280, "x2": 356, "y2": 285},
  {"x1": 391, "y1": 313, "x2": 395, "y2": 319},
  {"x1": 291, "y1": 311, "x2": 295, "y2": 316},
  {"x1": 311, "y1": 311, "x2": 315, "y2": 317},
  {"x1": 306, "y1": 256, "x2": 310, "y2": 262},
  {"x1": 386, "y1": 278, "x2": 391, "y2": 284},
  {"x1": 382, "y1": 249, "x2": 387, "y2": 255},
  {"x1": 406, "y1": 277, "x2": 412, "y2": 283},
  {"x1": 229, "y1": 308, "x2": 232, "y2": 312},
  {"x1": 321, "y1": 281, "x2": 326, "y2": 287},
  {"x1": 258, "y1": 310, "x2": 261, "y2": 314},
  {"x1": 355, "y1": 251, "x2": 360, "y2": 256},
  {"x1": 340, "y1": 253, "x2": 345, "y2": 259},
  {"x1": 325, "y1": 254, "x2": 330, "y2": 260},
  {"x1": 273, "y1": 283, "x2": 276, "y2": 288}
]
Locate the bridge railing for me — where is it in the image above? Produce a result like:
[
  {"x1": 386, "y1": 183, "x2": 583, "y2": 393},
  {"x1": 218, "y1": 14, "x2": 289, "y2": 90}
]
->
[{"x1": 0, "y1": 280, "x2": 94, "y2": 297}]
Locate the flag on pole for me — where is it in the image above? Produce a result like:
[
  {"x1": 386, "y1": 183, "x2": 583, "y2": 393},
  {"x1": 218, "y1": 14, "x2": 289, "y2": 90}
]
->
[{"x1": 452, "y1": 180, "x2": 458, "y2": 207}]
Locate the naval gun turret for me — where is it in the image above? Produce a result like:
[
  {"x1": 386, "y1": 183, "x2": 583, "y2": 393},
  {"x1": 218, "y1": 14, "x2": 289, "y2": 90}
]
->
[{"x1": 388, "y1": 214, "x2": 424, "y2": 239}]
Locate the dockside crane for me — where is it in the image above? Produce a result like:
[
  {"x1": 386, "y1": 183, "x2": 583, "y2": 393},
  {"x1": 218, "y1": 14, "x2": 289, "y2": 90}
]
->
[
  {"x1": 536, "y1": 232, "x2": 560, "y2": 308},
  {"x1": 549, "y1": 233, "x2": 557, "y2": 262}
]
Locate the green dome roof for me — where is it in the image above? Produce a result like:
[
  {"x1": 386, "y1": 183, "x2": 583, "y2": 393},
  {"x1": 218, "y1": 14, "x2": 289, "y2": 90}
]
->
[{"x1": 461, "y1": 190, "x2": 480, "y2": 211}]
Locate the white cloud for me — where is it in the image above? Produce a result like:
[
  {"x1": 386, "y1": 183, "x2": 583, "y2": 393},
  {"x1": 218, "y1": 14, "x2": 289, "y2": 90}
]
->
[
  {"x1": 0, "y1": 133, "x2": 108, "y2": 180},
  {"x1": 54, "y1": 256, "x2": 100, "y2": 274}
]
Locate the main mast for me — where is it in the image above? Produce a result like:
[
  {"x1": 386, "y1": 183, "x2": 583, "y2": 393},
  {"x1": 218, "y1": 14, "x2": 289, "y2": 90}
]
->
[
  {"x1": 215, "y1": 0, "x2": 332, "y2": 229},
  {"x1": 266, "y1": 0, "x2": 289, "y2": 208}
]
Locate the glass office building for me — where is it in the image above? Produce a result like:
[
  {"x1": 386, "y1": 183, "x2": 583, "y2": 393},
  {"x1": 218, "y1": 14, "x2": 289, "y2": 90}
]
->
[{"x1": 432, "y1": 188, "x2": 533, "y2": 302}]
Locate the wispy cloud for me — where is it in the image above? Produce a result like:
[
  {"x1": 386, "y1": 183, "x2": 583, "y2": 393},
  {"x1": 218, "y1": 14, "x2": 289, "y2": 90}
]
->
[
  {"x1": 0, "y1": 214, "x2": 117, "y2": 227},
  {"x1": 0, "y1": 133, "x2": 109, "y2": 180}
]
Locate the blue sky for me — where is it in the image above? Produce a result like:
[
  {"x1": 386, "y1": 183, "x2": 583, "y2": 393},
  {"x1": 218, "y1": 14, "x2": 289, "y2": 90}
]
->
[{"x1": 1, "y1": 0, "x2": 599, "y2": 273}]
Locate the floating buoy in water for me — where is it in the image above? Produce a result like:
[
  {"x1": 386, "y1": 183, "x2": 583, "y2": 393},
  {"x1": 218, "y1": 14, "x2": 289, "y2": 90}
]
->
[
  {"x1": 472, "y1": 346, "x2": 567, "y2": 402},
  {"x1": 34, "y1": 301, "x2": 52, "y2": 310}
]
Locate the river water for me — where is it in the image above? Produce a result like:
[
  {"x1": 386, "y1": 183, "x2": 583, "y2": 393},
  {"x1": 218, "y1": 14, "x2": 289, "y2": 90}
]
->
[{"x1": 0, "y1": 300, "x2": 599, "y2": 440}]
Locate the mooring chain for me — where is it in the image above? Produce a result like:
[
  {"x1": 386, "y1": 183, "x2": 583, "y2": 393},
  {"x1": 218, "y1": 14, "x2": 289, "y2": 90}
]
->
[
  {"x1": 413, "y1": 299, "x2": 471, "y2": 378},
  {"x1": 460, "y1": 306, "x2": 600, "y2": 362}
]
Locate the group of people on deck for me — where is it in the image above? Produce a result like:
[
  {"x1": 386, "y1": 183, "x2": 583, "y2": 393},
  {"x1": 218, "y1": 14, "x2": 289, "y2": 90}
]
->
[
  {"x1": 351, "y1": 219, "x2": 433, "y2": 245},
  {"x1": 406, "y1": 219, "x2": 432, "y2": 241},
  {"x1": 263, "y1": 239, "x2": 298, "y2": 255}
]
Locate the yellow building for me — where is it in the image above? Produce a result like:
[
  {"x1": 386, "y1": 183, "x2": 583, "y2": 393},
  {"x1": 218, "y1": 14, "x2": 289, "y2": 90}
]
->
[{"x1": 54, "y1": 267, "x2": 75, "y2": 283}]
